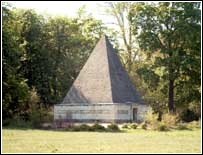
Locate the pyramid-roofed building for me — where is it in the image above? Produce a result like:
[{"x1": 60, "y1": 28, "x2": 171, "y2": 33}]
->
[{"x1": 54, "y1": 36, "x2": 149, "y2": 125}]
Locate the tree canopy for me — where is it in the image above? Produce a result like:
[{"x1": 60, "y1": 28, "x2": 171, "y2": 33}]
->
[{"x1": 2, "y1": 2, "x2": 201, "y2": 121}]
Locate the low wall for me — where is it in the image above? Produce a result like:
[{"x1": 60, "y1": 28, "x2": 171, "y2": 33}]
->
[
  {"x1": 135, "y1": 104, "x2": 150, "y2": 122},
  {"x1": 54, "y1": 103, "x2": 149, "y2": 123}
]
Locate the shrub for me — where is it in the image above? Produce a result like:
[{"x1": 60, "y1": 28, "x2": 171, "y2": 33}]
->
[
  {"x1": 29, "y1": 109, "x2": 42, "y2": 128},
  {"x1": 177, "y1": 123, "x2": 188, "y2": 130},
  {"x1": 122, "y1": 123, "x2": 129, "y2": 129},
  {"x1": 161, "y1": 113, "x2": 178, "y2": 129},
  {"x1": 2, "y1": 119, "x2": 10, "y2": 126},
  {"x1": 91, "y1": 123, "x2": 106, "y2": 131},
  {"x1": 70, "y1": 125, "x2": 81, "y2": 131},
  {"x1": 187, "y1": 120, "x2": 201, "y2": 129},
  {"x1": 65, "y1": 124, "x2": 107, "y2": 132},
  {"x1": 4, "y1": 116, "x2": 32, "y2": 128},
  {"x1": 130, "y1": 123, "x2": 138, "y2": 129},
  {"x1": 27, "y1": 88, "x2": 51, "y2": 128},
  {"x1": 145, "y1": 110, "x2": 159, "y2": 123},
  {"x1": 65, "y1": 124, "x2": 94, "y2": 132},
  {"x1": 179, "y1": 109, "x2": 199, "y2": 122},
  {"x1": 144, "y1": 110, "x2": 159, "y2": 129},
  {"x1": 66, "y1": 125, "x2": 85, "y2": 131},
  {"x1": 141, "y1": 121, "x2": 147, "y2": 130},
  {"x1": 107, "y1": 124, "x2": 120, "y2": 131},
  {"x1": 79, "y1": 124, "x2": 92, "y2": 131},
  {"x1": 64, "y1": 125, "x2": 73, "y2": 131},
  {"x1": 156, "y1": 122, "x2": 169, "y2": 131},
  {"x1": 29, "y1": 106, "x2": 52, "y2": 128}
]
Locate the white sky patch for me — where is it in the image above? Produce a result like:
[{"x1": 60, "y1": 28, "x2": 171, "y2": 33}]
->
[
  {"x1": 8, "y1": 1, "x2": 95, "y2": 16},
  {"x1": 5, "y1": 1, "x2": 116, "y2": 28}
]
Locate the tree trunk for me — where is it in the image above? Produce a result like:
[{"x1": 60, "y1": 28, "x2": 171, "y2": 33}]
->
[
  {"x1": 127, "y1": 46, "x2": 132, "y2": 73},
  {"x1": 168, "y1": 79, "x2": 175, "y2": 113},
  {"x1": 168, "y1": 38, "x2": 175, "y2": 113}
]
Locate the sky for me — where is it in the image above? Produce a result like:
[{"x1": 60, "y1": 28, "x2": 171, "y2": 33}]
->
[{"x1": 4, "y1": 1, "x2": 116, "y2": 28}]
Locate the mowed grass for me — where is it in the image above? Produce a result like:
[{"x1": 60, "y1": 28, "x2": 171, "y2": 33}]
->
[{"x1": 2, "y1": 128, "x2": 201, "y2": 153}]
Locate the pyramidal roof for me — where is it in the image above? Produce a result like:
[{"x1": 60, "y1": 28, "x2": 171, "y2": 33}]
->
[{"x1": 62, "y1": 35, "x2": 143, "y2": 104}]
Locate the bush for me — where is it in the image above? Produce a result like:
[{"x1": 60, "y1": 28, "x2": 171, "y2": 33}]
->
[
  {"x1": 141, "y1": 121, "x2": 147, "y2": 130},
  {"x1": 161, "y1": 113, "x2": 178, "y2": 129},
  {"x1": 29, "y1": 110, "x2": 42, "y2": 128},
  {"x1": 29, "y1": 106, "x2": 52, "y2": 128},
  {"x1": 107, "y1": 124, "x2": 120, "y2": 131},
  {"x1": 145, "y1": 110, "x2": 159, "y2": 123},
  {"x1": 91, "y1": 123, "x2": 106, "y2": 131},
  {"x1": 122, "y1": 123, "x2": 129, "y2": 129},
  {"x1": 2, "y1": 119, "x2": 10, "y2": 126},
  {"x1": 69, "y1": 125, "x2": 81, "y2": 131},
  {"x1": 156, "y1": 122, "x2": 169, "y2": 131},
  {"x1": 79, "y1": 124, "x2": 92, "y2": 131},
  {"x1": 3, "y1": 116, "x2": 32, "y2": 128},
  {"x1": 65, "y1": 124, "x2": 94, "y2": 132},
  {"x1": 122, "y1": 123, "x2": 138, "y2": 130},
  {"x1": 177, "y1": 123, "x2": 188, "y2": 130},
  {"x1": 187, "y1": 120, "x2": 201, "y2": 129},
  {"x1": 65, "y1": 125, "x2": 83, "y2": 131},
  {"x1": 144, "y1": 110, "x2": 159, "y2": 130},
  {"x1": 130, "y1": 123, "x2": 138, "y2": 129},
  {"x1": 179, "y1": 109, "x2": 199, "y2": 122},
  {"x1": 27, "y1": 88, "x2": 51, "y2": 128}
]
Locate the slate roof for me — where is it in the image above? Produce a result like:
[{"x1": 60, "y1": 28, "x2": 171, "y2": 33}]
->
[{"x1": 61, "y1": 35, "x2": 143, "y2": 104}]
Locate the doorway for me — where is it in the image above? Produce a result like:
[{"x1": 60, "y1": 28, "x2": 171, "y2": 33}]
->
[{"x1": 133, "y1": 108, "x2": 138, "y2": 122}]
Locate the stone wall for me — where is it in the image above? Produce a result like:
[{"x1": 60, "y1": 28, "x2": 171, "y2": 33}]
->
[
  {"x1": 54, "y1": 103, "x2": 150, "y2": 123},
  {"x1": 134, "y1": 104, "x2": 150, "y2": 122}
]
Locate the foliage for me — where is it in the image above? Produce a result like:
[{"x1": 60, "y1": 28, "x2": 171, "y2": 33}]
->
[
  {"x1": 187, "y1": 120, "x2": 200, "y2": 129},
  {"x1": 144, "y1": 109, "x2": 159, "y2": 129},
  {"x1": 91, "y1": 123, "x2": 106, "y2": 131},
  {"x1": 2, "y1": 2, "x2": 201, "y2": 124},
  {"x1": 64, "y1": 123, "x2": 121, "y2": 132},
  {"x1": 65, "y1": 125, "x2": 81, "y2": 132},
  {"x1": 140, "y1": 121, "x2": 147, "y2": 130},
  {"x1": 144, "y1": 110, "x2": 200, "y2": 131},
  {"x1": 65, "y1": 123, "x2": 106, "y2": 132},
  {"x1": 179, "y1": 109, "x2": 200, "y2": 122},
  {"x1": 176, "y1": 123, "x2": 189, "y2": 130},
  {"x1": 2, "y1": 4, "x2": 30, "y2": 119},
  {"x1": 156, "y1": 122, "x2": 169, "y2": 131},
  {"x1": 130, "y1": 123, "x2": 138, "y2": 129},
  {"x1": 122, "y1": 123, "x2": 129, "y2": 129},
  {"x1": 130, "y1": 2, "x2": 201, "y2": 112},
  {"x1": 27, "y1": 88, "x2": 53, "y2": 128},
  {"x1": 78, "y1": 124, "x2": 92, "y2": 131},
  {"x1": 2, "y1": 4, "x2": 117, "y2": 121},
  {"x1": 107, "y1": 123, "x2": 120, "y2": 131},
  {"x1": 161, "y1": 113, "x2": 178, "y2": 128},
  {"x1": 2, "y1": 116, "x2": 32, "y2": 128},
  {"x1": 122, "y1": 123, "x2": 138, "y2": 129},
  {"x1": 144, "y1": 110, "x2": 179, "y2": 131}
]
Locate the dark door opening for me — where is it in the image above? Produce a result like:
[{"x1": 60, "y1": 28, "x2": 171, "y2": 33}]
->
[{"x1": 133, "y1": 108, "x2": 138, "y2": 122}]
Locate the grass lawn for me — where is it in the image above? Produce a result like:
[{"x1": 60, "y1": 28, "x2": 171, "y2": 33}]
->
[{"x1": 2, "y1": 128, "x2": 201, "y2": 153}]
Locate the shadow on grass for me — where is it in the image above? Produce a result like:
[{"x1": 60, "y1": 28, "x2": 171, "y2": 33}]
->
[
  {"x1": 3, "y1": 125, "x2": 197, "y2": 133},
  {"x1": 2, "y1": 125, "x2": 126, "y2": 133},
  {"x1": 173, "y1": 127, "x2": 193, "y2": 131},
  {"x1": 3, "y1": 126, "x2": 33, "y2": 131}
]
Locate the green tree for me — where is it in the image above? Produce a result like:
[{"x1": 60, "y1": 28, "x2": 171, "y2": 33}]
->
[
  {"x1": 15, "y1": 9, "x2": 53, "y2": 105},
  {"x1": 2, "y1": 4, "x2": 30, "y2": 119},
  {"x1": 131, "y1": 2, "x2": 201, "y2": 112},
  {"x1": 2, "y1": 4, "x2": 121, "y2": 122}
]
